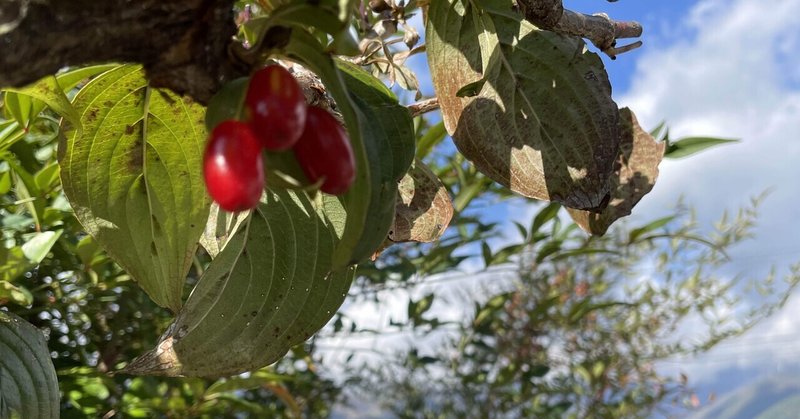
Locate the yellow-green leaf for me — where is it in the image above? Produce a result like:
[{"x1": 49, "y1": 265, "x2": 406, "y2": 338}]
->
[{"x1": 59, "y1": 65, "x2": 210, "y2": 311}]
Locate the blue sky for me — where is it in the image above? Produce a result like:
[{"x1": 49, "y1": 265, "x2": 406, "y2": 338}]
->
[
  {"x1": 611, "y1": 0, "x2": 800, "y2": 407},
  {"x1": 574, "y1": 0, "x2": 800, "y2": 407},
  {"x1": 326, "y1": 0, "x2": 800, "y2": 413}
]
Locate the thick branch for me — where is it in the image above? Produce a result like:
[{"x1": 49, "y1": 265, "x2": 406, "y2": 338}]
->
[
  {"x1": 0, "y1": 0, "x2": 241, "y2": 104},
  {"x1": 517, "y1": 0, "x2": 643, "y2": 58}
]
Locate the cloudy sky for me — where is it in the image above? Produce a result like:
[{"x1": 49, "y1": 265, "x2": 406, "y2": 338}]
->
[
  {"x1": 605, "y1": 0, "x2": 800, "y2": 401},
  {"x1": 326, "y1": 0, "x2": 800, "y2": 411}
]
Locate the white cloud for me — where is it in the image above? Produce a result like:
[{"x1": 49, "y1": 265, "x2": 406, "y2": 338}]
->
[
  {"x1": 622, "y1": 0, "x2": 800, "y2": 272},
  {"x1": 617, "y1": 0, "x2": 800, "y2": 386}
]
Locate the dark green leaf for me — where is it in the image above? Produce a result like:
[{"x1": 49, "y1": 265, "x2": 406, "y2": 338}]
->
[
  {"x1": 123, "y1": 190, "x2": 356, "y2": 377},
  {"x1": 0, "y1": 312, "x2": 59, "y2": 418},
  {"x1": 530, "y1": 202, "x2": 561, "y2": 235},
  {"x1": 455, "y1": 78, "x2": 487, "y2": 98}
]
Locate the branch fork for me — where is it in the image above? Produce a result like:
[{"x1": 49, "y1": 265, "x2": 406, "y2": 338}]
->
[{"x1": 516, "y1": 0, "x2": 643, "y2": 59}]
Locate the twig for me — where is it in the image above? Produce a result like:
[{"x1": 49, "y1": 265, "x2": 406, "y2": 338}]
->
[
  {"x1": 516, "y1": 0, "x2": 643, "y2": 59},
  {"x1": 408, "y1": 97, "x2": 440, "y2": 117}
]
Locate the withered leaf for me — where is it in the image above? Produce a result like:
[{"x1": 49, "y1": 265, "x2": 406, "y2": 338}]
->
[{"x1": 567, "y1": 108, "x2": 666, "y2": 235}]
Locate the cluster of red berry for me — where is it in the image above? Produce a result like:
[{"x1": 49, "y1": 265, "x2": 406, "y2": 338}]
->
[{"x1": 203, "y1": 65, "x2": 356, "y2": 212}]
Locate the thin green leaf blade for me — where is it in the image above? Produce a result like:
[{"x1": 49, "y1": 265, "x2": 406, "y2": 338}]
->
[{"x1": 664, "y1": 136, "x2": 738, "y2": 159}]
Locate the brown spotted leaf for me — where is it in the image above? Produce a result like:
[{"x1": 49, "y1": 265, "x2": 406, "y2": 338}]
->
[
  {"x1": 426, "y1": 0, "x2": 620, "y2": 210},
  {"x1": 390, "y1": 159, "x2": 453, "y2": 243},
  {"x1": 59, "y1": 65, "x2": 211, "y2": 311},
  {"x1": 567, "y1": 108, "x2": 666, "y2": 235}
]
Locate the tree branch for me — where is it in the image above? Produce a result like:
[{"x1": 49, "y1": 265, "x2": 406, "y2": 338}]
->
[
  {"x1": 408, "y1": 98, "x2": 440, "y2": 117},
  {"x1": 0, "y1": 0, "x2": 241, "y2": 104},
  {"x1": 516, "y1": 0, "x2": 643, "y2": 58}
]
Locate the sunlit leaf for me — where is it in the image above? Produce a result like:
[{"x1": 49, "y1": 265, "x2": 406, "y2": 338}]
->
[
  {"x1": 3, "y1": 75, "x2": 80, "y2": 131},
  {"x1": 427, "y1": 0, "x2": 620, "y2": 210},
  {"x1": 59, "y1": 64, "x2": 210, "y2": 311}
]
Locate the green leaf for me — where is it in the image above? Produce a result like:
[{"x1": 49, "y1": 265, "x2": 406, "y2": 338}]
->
[
  {"x1": 427, "y1": 0, "x2": 620, "y2": 210},
  {"x1": 0, "y1": 281, "x2": 33, "y2": 306},
  {"x1": 455, "y1": 78, "x2": 486, "y2": 98},
  {"x1": 21, "y1": 230, "x2": 62, "y2": 264},
  {"x1": 204, "y1": 77, "x2": 249, "y2": 132},
  {"x1": 530, "y1": 202, "x2": 561, "y2": 235},
  {"x1": 281, "y1": 31, "x2": 414, "y2": 266},
  {"x1": 59, "y1": 64, "x2": 210, "y2": 311},
  {"x1": 335, "y1": 60, "x2": 416, "y2": 261},
  {"x1": 0, "y1": 171, "x2": 11, "y2": 194},
  {"x1": 481, "y1": 241, "x2": 492, "y2": 267},
  {"x1": 55, "y1": 64, "x2": 119, "y2": 93},
  {"x1": 0, "y1": 120, "x2": 25, "y2": 151},
  {"x1": 628, "y1": 215, "x2": 675, "y2": 243},
  {"x1": 33, "y1": 163, "x2": 59, "y2": 193},
  {"x1": 123, "y1": 190, "x2": 356, "y2": 377},
  {"x1": 0, "y1": 312, "x2": 59, "y2": 418},
  {"x1": 408, "y1": 294, "x2": 434, "y2": 321},
  {"x1": 3, "y1": 75, "x2": 81, "y2": 132},
  {"x1": 648, "y1": 120, "x2": 667, "y2": 140},
  {"x1": 416, "y1": 121, "x2": 447, "y2": 160},
  {"x1": 664, "y1": 136, "x2": 738, "y2": 159}
]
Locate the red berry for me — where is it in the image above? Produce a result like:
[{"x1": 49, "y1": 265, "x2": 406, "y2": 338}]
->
[
  {"x1": 203, "y1": 120, "x2": 265, "y2": 211},
  {"x1": 293, "y1": 107, "x2": 355, "y2": 195},
  {"x1": 245, "y1": 65, "x2": 307, "y2": 151}
]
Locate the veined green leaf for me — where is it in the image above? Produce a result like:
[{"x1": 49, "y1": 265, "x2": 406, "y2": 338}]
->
[
  {"x1": 55, "y1": 64, "x2": 119, "y2": 93},
  {"x1": 427, "y1": 0, "x2": 620, "y2": 210},
  {"x1": 123, "y1": 190, "x2": 356, "y2": 377},
  {"x1": 0, "y1": 312, "x2": 59, "y2": 418},
  {"x1": 3, "y1": 75, "x2": 80, "y2": 132},
  {"x1": 59, "y1": 64, "x2": 210, "y2": 311},
  {"x1": 336, "y1": 60, "x2": 416, "y2": 261},
  {"x1": 283, "y1": 31, "x2": 414, "y2": 266}
]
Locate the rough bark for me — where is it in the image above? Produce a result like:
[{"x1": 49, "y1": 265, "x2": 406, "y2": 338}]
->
[
  {"x1": 0, "y1": 0, "x2": 240, "y2": 104},
  {"x1": 516, "y1": 0, "x2": 643, "y2": 58}
]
